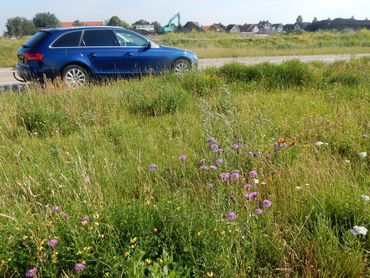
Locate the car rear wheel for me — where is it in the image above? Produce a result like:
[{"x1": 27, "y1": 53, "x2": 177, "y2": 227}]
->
[
  {"x1": 62, "y1": 65, "x2": 89, "y2": 86},
  {"x1": 173, "y1": 59, "x2": 191, "y2": 74}
]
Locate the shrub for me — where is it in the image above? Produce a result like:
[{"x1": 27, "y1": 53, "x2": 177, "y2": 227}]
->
[
  {"x1": 180, "y1": 71, "x2": 224, "y2": 97},
  {"x1": 328, "y1": 72, "x2": 360, "y2": 86}
]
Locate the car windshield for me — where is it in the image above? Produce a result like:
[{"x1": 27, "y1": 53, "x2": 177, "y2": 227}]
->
[
  {"x1": 113, "y1": 30, "x2": 149, "y2": 47},
  {"x1": 23, "y1": 31, "x2": 49, "y2": 48}
]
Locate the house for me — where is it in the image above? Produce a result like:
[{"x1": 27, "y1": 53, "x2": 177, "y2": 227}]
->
[
  {"x1": 182, "y1": 21, "x2": 202, "y2": 32},
  {"x1": 61, "y1": 21, "x2": 104, "y2": 27},
  {"x1": 226, "y1": 24, "x2": 240, "y2": 33},
  {"x1": 271, "y1": 24, "x2": 284, "y2": 32},
  {"x1": 257, "y1": 20, "x2": 272, "y2": 33},
  {"x1": 239, "y1": 24, "x2": 259, "y2": 34},
  {"x1": 209, "y1": 23, "x2": 226, "y2": 32},
  {"x1": 202, "y1": 25, "x2": 210, "y2": 32},
  {"x1": 134, "y1": 24, "x2": 155, "y2": 33},
  {"x1": 283, "y1": 24, "x2": 295, "y2": 32}
]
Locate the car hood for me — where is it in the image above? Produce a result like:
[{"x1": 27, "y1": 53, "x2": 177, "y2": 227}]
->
[{"x1": 159, "y1": 45, "x2": 188, "y2": 53}]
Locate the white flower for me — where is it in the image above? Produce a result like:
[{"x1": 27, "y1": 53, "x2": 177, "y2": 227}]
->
[
  {"x1": 253, "y1": 179, "x2": 259, "y2": 184},
  {"x1": 344, "y1": 160, "x2": 351, "y2": 164},
  {"x1": 350, "y1": 226, "x2": 368, "y2": 236},
  {"x1": 361, "y1": 195, "x2": 370, "y2": 202},
  {"x1": 359, "y1": 152, "x2": 367, "y2": 158},
  {"x1": 261, "y1": 182, "x2": 266, "y2": 185},
  {"x1": 295, "y1": 186, "x2": 302, "y2": 191},
  {"x1": 315, "y1": 141, "x2": 328, "y2": 146}
]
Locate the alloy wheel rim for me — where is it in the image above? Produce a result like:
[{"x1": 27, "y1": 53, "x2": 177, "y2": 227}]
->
[
  {"x1": 174, "y1": 62, "x2": 190, "y2": 74},
  {"x1": 65, "y1": 68, "x2": 87, "y2": 86}
]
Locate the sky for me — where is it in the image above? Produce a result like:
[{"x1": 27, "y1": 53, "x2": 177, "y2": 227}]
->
[{"x1": 1, "y1": 0, "x2": 370, "y2": 34}]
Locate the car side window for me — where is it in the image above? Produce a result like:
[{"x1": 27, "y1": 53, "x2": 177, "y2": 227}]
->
[
  {"x1": 82, "y1": 30, "x2": 117, "y2": 47},
  {"x1": 113, "y1": 30, "x2": 149, "y2": 47},
  {"x1": 52, "y1": 31, "x2": 82, "y2": 47}
]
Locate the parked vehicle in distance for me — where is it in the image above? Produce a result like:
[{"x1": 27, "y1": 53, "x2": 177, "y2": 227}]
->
[{"x1": 15, "y1": 26, "x2": 198, "y2": 86}]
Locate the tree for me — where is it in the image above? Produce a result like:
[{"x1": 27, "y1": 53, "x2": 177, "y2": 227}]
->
[
  {"x1": 73, "y1": 20, "x2": 84, "y2": 26},
  {"x1": 296, "y1": 15, "x2": 303, "y2": 24},
  {"x1": 107, "y1": 16, "x2": 130, "y2": 29},
  {"x1": 33, "y1": 12, "x2": 61, "y2": 28},
  {"x1": 133, "y1": 19, "x2": 150, "y2": 26},
  {"x1": 151, "y1": 21, "x2": 162, "y2": 33},
  {"x1": 312, "y1": 17, "x2": 318, "y2": 23},
  {"x1": 5, "y1": 17, "x2": 36, "y2": 37}
]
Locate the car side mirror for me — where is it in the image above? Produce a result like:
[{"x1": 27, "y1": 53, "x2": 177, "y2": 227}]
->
[{"x1": 144, "y1": 41, "x2": 151, "y2": 50}]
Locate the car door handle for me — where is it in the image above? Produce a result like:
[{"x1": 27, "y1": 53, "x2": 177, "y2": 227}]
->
[
  {"x1": 87, "y1": 53, "x2": 97, "y2": 58},
  {"x1": 124, "y1": 52, "x2": 133, "y2": 57}
]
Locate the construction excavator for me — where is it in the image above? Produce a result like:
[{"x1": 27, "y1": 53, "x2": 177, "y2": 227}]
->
[{"x1": 162, "y1": 12, "x2": 181, "y2": 33}]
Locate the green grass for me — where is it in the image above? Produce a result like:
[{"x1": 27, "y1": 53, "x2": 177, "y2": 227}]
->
[
  {"x1": 1, "y1": 30, "x2": 370, "y2": 67},
  {"x1": 0, "y1": 59, "x2": 369, "y2": 277}
]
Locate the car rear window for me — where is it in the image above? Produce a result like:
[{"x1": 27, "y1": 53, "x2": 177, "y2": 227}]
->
[
  {"x1": 23, "y1": 31, "x2": 50, "y2": 48},
  {"x1": 82, "y1": 30, "x2": 117, "y2": 47},
  {"x1": 52, "y1": 31, "x2": 82, "y2": 47}
]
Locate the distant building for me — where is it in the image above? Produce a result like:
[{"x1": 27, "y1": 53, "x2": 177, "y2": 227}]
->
[
  {"x1": 226, "y1": 24, "x2": 240, "y2": 33},
  {"x1": 61, "y1": 21, "x2": 104, "y2": 27},
  {"x1": 182, "y1": 21, "x2": 202, "y2": 32},
  {"x1": 202, "y1": 25, "x2": 210, "y2": 32},
  {"x1": 239, "y1": 24, "x2": 259, "y2": 34},
  {"x1": 209, "y1": 23, "x2": 226, "y2": 32},
  {"x1": 257, "y1": 20, "x2": 272, "y2": 33},
  {"x1": 283, "y1": 24, "x2": 295, "y2": 32},
  {"x1": 272, "y1": 24, "x2": 284, "y2": 32},
  {"x1": 134, "y1": 24, "x2": 155, "y2": 33}
]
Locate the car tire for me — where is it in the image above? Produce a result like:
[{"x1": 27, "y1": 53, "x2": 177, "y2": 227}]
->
[
  {"x1": 62, "y1": 65, "x2": 90, "y2": 86},
  {"x1": 172, "y1": 59, "x2": 191, "y2": 74}
]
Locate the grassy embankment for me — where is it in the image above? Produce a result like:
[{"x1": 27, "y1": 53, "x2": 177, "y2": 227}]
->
[
  {"x1": 1, "y1": 29, "x2": 370, "y2": 67},
  {"x1": 0, "y1": 58, "x2": 369, "y2": 277}
]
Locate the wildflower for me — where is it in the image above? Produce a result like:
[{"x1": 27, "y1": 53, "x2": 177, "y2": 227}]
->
[
  {"x1": 244, "y1": 183, "x2": 251, "y2": 189},
  {"x1": 124, "y1": 251, "x2": 130, "y2": 257},
  {"x1": 215, "y1": 158, "x2": 222, "y2": 165},
  {"x1": 220, "y1": 172, "x2": 230, "y2": 180},
  {"x1": 344, "y1": 159, "x2": 351, "y2": 164},
  {"x1": 226, "y1": 211, "x2": 236, "y2": 222},
  {"x1": 207, "y1": 137, "x2": 217, "y2": 144},
  {"x1": 53, "y1": 205, "x2": 61, "y2": 213},
  {"x1": 80, "y1": 216, "x2": 89, "y2": 225},
  {"x1": 210, "y1": 143, "x2": 219, "y2": 150},
  {"x1": 25, "y1": 267, "x2": 37, "y2": 278},
  {"x1": 315, "y1": 141, "x2": 328, "y2": 146},
  {"x1": 253, "y1": 179, "x2": 259, "y2": 184},
  {"x1": 215, "y1": 148, "x2": 224, "y2": 153},
  {"x1": 130, "y1": 237, "x2": 137, "y2": 244},
  {"x1": 64, "y1": 214, "x2": 70, "y2": 221},
  {"x1": 207, "y1": 272, "x2": 214, "y2": 277},
  {"x1": 361, "y1": 195, "x2": 369, "y2": 202},
  {"x1": 209, "y1": 165, "x2": 217, "y2": 171},
  {"x1": 230, "y1": 172, "x2": 240, "y2": 179},
  {"x1": 232, "y1": 144, "x2": 239, "y2": 150},
  {"x1": 249, "y1": 170, "x2": 257, "y2": 177},
  {"x1": 178, "y1": 155, "x2": 187, "y2": 161},
  {"x1": 295, "y1": 186, "x2": 302, "y2": 191},
  {"x1": 262, "y1": 200, "x2": 272, "y2": 208},
  {"x1": 255, "y1": 152, "x2": 263, "y2": 157},
  {"x1": 207, "y1": 183, "x2": 214, "y2": 188},
  {"x1": 255, "y1": 208, "x2": 263, "y2": 215},
  {"x1": 363, "y1": 134, "x2": 369, "y2": 139},
  {"x1": 74, "y1": 263, "x2": 86, "y2": 272},
  {"x1": 199, "y1": 165, "x2": 209, "y2": 171},
  {"x1": 145, "y1": 258, "x2": 152, "y2": 265},
  {"x1": 220, "y1": 230, "x2": 225, "y2": 236},
  {"x1": 199, "y1": 159, "x2": 206, "y2": 165},
  {"x1": 148, "y1": 164, "x2": 158, "y2": 172},
  {"x1": 248, "y1": 151, "x2": 254, "y2": 157},
  {"x1": 350, "y1": 226, "x2": 368, "y2": 236},
  {"x1": 359, "y1": 152, "x2": 367, "y2": 158},
  {"x1": 229, "y1": 195, "x2": 237, "y2": 202},
  {"x1": 47, "y1": 239, "x2": 58, "y2": 248}
]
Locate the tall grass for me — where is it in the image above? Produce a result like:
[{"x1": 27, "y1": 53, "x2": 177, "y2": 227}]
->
[{"x1": 0, "y1": 59, "x2": 369, "y2": 277}]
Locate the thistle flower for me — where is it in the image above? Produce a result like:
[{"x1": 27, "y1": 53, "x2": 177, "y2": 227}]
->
[
  {"x1": 199, "y1": 165, "x2": 209, "y2": 171},
  {"x1": 248, "y1": 170, "x2": 257, "y2": 177},
  {"x1": 25, "y1": 267, "x2": 37, "y2": 278},
  {"x1": 248, "y1": 151, "x2": 254, "y2": 157},
  {"x1": 220, "y1": 172, "x2": 230, "y2": 180},
  {"x1": 74, "y1": 263, "x2": 86, "y2": 272},
  {"x1": 80, "y1": 216, "x2": 89, "y2": 224},
  {"x1": 178, "y1": 155, "x2": 187, "y2": 161},
  {"x1": 230, "y1": 172, "x2": 240, "y2": 179},
  {"x1": 244, "y1": 183, "x2": 251, "y2": 189},
  {"x1": 53, "y1": 205, "x2": 61, "y2": 213},
  {"x1": 262, "y1": 200, "x2": 272, "y2": 208},
  {"x1": 226, "y1": 211, "x2": 236, "y2": 222},
  {"x1": 199, "y1": 159, "x2": 206, "y2": 165},
  {"x1": 350, "y1": 226, "x2": 368, "y2": 236},
  {"x1": 255, "y1": 208, "x2": 263, "y2": 215},
  {"x1": 207, "y1": 137, "x2": 217, "y2": 144},
  {"x1": 148, "y1": 164, "x2": 158, "y2": 172},
  {"x1": 215, "y1": 158, "x2": 222, "y2": 165},
  {"x1": 232, "y1": 144, "x2": 239, "y2": 150},
  {"x1": 47, "y1": 239, "x2": 58, "y2": 248},
  {"x1": 255, "y1": 152, "x2": 263, "y2": 157},
  {"x1": 209, "y1": 165, "x2": 217, "y2": 171}
]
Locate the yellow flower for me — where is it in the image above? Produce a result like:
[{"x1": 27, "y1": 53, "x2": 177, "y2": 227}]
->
[
  {"x1": 145, "y1": 258, "x2": 152, "y2": 265},
  {"x1": 130, "y1": 237, "x2": 137, "y2": 244},
  {"x1": 207, "y1": 271, "x2": 214, "y2": 277},
  {"x1": 124, "y1": 251, "x2": 130, "y2": 257},
  {"x1": 220, "y1": 230, "x2": 225, "y2": 236},
  {"x1": 157, "y1": 258, "x2": 163, "y2": 264},
  {"x1": 153, "y1": 227, "x2": 158, "y2": 233},
  {"x1": 81, "y1": 221, "x2": 88, "y2": 226},
  {"x1": 94, "y1": 222, "x2": 100, "y2": 226},
  {"x1": 22, "y1": 236, "x2": 28, "y2": 240}
]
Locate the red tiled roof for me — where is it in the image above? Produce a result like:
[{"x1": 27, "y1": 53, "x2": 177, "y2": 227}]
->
[{"x1": 61, "y1": 21, "x2": 104, "y2": 27}]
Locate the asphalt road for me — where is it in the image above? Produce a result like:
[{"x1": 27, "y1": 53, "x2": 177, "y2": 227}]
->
[{"x1": 1, "y1": 53, "x2": 370, "y2": 90}]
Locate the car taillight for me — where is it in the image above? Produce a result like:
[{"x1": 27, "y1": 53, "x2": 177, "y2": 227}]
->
[{"x1": 24, "y1": 52, "x2": 43, "y2": 62}]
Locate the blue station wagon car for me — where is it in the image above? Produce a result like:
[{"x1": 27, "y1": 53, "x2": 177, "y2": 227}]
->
[{"x1": 16, "y1": 26, "x2": 198, "y2": 86}]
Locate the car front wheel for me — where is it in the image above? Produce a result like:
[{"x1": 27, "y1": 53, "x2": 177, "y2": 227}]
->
[
  {"x1": 62, "y1": 65, "x2": 89, "y2": 86},
  {"x1": 172, "y1": 59, "x2": 191, "y2": 74}
]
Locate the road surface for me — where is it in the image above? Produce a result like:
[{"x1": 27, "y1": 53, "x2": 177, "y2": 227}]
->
[{"x1": 1, "y1": 53, "x2": 370, "y2": 90}]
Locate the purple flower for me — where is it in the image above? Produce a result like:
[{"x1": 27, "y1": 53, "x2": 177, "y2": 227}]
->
[
  {"x1": 25, "y1": 267, "x2": 37, "y2": 278},
  {"x1": 363, "y1": 134, "x2": 369, "y2": 139},
  {"x1": 215, "y1": 158, "x2": 222, "y2": 165},
  {"x1": 210, "y1": 143, "x2": 219, "y2": 150},
  {"x1": 207, "y1": 137, "x2": 217, "y2": 144},
  {"x1": 244, "y1": 183, "x2": 251, "y2": 189},
  {"x1": 80, "y1": 216, "x2": 90, "y2": 223},
  {"x1": 262, "y1": 200, "x2": 272, "y2": 208},
  {"x1": 199, "y1": 159, "x2": 206, "y2": 165},
  {"x1": 230, "y1": 172, "x2": 240, "y2": 179},
  {"x1": 53, "y1": 205, "x2": 61, "y2": 213},
  {"x1": 199, "y1": 165, "x2": 209, "y2": 171},
  {"x1": 47, "y1": 239, "x2": 58, "y2": 248},
  {"x1": 229, "y1": 195, "x2": 237, "y2": 202},
  {"x1": 226, "y1": 211, "x2": 236, "y2": 222},
  {"x1": 255, "y1": 208, "x2": 263, "y2": 215},
  {"x1": 250, "y1": 192, "x2": 258, "y2": 198},
  {"x1": 244, "y1": 192, "x2": 258, "y2": 200},
  {"x1": 178, "y1": 155, "x2": 187, "y2": 161},
  {"x1": 255, "y1": 152, "x2": 263, "y2": 157},
  {"x1": 148, "y1": 164, "x2": 158, "y2": 172},
  {"x1": 209, "y1": 165, "x2": 218, "y2": 171},
  {"x1": 220, "y1": 172, "x2": 230, "y2": 180},
  {"x1": 280, "y1": 143, "x2": 288, "y2": 147},
  {"x1": 64, "y1": 214, "x2": 70, "y2": 221},
  {"x1": 74, "y1": 263, "x2": 86, "y2": 272},
  {"x1": 232, "y1": 144, "x2": 239, "y2": 150},
  {"x1": 248, "y1": 151, "x2": 254, "y2": 157},
  {"x1": 248, "y1": 170, "x2": 257, "y2": 177},
  {"x1": 215, "y1": 148, "x2": 224, "y2": 153}
]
